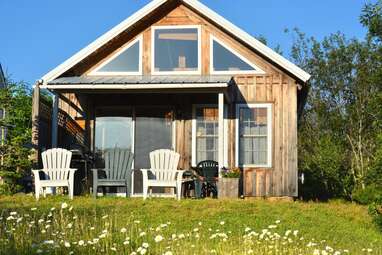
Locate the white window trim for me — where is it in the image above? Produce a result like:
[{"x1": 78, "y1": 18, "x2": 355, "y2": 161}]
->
[
  {"x1": 151, "y1": 25, "x2": 202, "y2": 75},
  {"x1": 192, "y1": 104, "x2": 228, "y2": 167},
  {"x1": 89, "y1": 35, "x2": 143, "y2": 76},
  {"x1": 210, "y1": 35, "x2": 265, "y2": 75},
  {"x1": 235, "y1": 103, "x2": 272, "y2": 168}
]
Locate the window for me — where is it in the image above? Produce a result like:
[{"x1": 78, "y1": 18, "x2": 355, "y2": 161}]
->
[
  {"x1": 90, "y1": 36, "x2": 142, "y2": 75},
  {"x1": 95, "y1": 108, "x2": 134, "y2": 154},
  {"x1": 236, "y1": 104, "x2": 272, "y2": 167},
  {"x1": 192, "y1": 106, "x2": 218, "y2": 165},
  {"x1": 152, "y1": 26, "x2": 201, "y2": 74},
  {"x1": 210, "y1": 36, "x2": 265, "y2": 75}
]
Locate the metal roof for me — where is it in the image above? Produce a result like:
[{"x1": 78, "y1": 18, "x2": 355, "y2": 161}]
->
[
  {"x1": 41, "y1": 75, "x2": 233, "y2": 90},
  {"x1": 47, "y1": 75, "x2": 233, "y2": 85}
]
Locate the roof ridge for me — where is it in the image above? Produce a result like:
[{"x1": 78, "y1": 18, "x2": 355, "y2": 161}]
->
[{"x1": 41, "y1": 0, "x2": 310, "y2": 84}]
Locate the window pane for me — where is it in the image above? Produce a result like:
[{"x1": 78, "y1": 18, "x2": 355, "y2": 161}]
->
[
  {"x1": 154, "y1": 28, "x2": 199, "y2": 72},
  {"x1": 195, "y1": 107, "x2": 218, "y2": 164},
  {"x1": 98, "y1": 40, "x2": 140, "y2": 72},
  {"x1": 239, "y1": 107, "x2": 269, "y2": 165},
  {"x1": 95, "y1": 109, "x2": 133, "y2": 153},
  {"x1": 213, "y1": 40, "x2": 256, "y2": 72}
]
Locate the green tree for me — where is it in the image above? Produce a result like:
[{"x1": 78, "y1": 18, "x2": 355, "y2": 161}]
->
[
  {"x1": 289, "y1": 17, "x2": 382, "y2": 199},
  {"x1": 0, "y1": 77, "x2": 32, "y2": 194}
]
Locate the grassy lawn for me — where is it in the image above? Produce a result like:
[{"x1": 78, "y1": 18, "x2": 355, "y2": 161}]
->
[{"x1": 0, "y1": 195, "x2": 381, "y2": 254}]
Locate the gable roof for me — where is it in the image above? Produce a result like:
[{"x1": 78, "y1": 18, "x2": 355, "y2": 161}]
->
[{"x1": 41, "y1": 0, "x2": 311, "y2": 84}]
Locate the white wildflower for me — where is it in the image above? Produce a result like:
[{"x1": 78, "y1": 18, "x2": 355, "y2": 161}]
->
[
  {"x1": 220, "y1": 221, "x2": 225, "y2": 225},
  {"x1": 67, "y1": 223, "x2": 73, "y2": 229},
  {"x1": 10, "y1": 212, "x2": 17, "y2": 216},
  {"x1": 102, "y1": 215, "x2": 108, "y2": 219},
  {"x1": 139, "y1": 231, "x2": 146, "y2": 237},
  {"x1": 43, "y1": 240, "x2": 54, "y2": 245},
  {"x1": 123, "y1": 240, "x2": 130, "y2": 245},
  {"x1": 142, "y1": 242, "x2": 149, "y2": 248},
  {"x1": 140, "y1": 248, "x2": 147, "y2": 255},
  {"x1": 64, "y1": 241, "x2": 71, "y2": 248},
  {"x1": 31, "y1": 207, "x2": 37, "y2": 211},
  {"x1": 111, "y1": 247, "x2": 117, "y2": 252},
  {"x1": 155, "y1": 235, "x2": 164, "y2": 243},
  {"x1": 120, "y1": 227, "x2": 127, "y2": 233},
  {"x1": 78, "y1": 240, "x2": 84, "y2": 246},
  {"x1": 164, "y1": 252, "x2": 173, "y2": 255},
  {"x1": 61, "y1": 202, "x2": 68, "y2": 209},
  {"x1": 313, "y1": 249, "x2": 320, "y2": 255}
]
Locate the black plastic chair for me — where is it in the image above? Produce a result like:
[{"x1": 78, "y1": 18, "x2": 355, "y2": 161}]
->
[{"x1": 195, "y1": 160, "x2": 218, "y2": 198}]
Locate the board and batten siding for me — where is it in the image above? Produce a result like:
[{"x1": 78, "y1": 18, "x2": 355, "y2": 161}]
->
[{"x1": 52, "y1": 3, "x2": 300, "y2": 197}]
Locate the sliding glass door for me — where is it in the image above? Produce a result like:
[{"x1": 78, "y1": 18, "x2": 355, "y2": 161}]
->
[
  {"x1": 95, "y1": 108, "x2": 133, "y2": 156},
  {"x1": 134, "y1": 107, "x2": 174, "y2": 170}
]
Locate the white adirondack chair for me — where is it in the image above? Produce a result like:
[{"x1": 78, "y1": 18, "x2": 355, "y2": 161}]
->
[
  {"x1": 32, "y1": 148, "x2": 77, "y2": 200},
  {"x1": 92, "y1": 148, "x2": 134, "y2": 198},
  {"x1": 141, "y1": 149, "x2": 184, "y2": 200}
]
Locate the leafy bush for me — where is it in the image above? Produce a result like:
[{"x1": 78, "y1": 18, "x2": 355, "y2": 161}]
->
[
  {"x1": 369, "y1": 201, "x2": 382, "y2": 231},
  {"x1": 353, "y1": 185, "x2": 382, "y2": 205}
]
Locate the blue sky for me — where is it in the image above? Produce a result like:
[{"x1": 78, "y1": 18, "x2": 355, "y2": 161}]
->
[{"x1": 0, "y1": 0, "x2": 368, "y2": 85}]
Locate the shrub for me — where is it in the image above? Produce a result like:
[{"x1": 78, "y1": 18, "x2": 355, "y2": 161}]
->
[{"x1": 353, "y1": 185, "x2": 382, "y2": 205}]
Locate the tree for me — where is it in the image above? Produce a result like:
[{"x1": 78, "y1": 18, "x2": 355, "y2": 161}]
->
[
  {"x1": 0, "y1": 77, "x2": 32, "y2": 194},
  {"x1": 288, "y1": 13, "x2": 382, "y2": 199}
]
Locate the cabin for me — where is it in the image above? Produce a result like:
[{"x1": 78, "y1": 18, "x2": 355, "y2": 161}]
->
[{"x1": 32, "y1": 0, "x2": 310, "y2": 198}]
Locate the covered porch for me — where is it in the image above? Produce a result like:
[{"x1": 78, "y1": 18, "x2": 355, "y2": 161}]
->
[{"x1": 34, "y1": 75, "x2": 235, "y2": 197}]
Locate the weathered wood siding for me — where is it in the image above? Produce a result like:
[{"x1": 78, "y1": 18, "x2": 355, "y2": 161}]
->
[{"x1": 54, "y1": 3, "x2": 300, "y2": 197}]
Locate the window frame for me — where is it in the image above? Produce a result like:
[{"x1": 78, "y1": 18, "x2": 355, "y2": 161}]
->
[
  {"x1": 192, "y1": 104, "x2": 228, "y2": 167},
  {"x1": 235, "y1": 103, "x2": 272, "y2": 168},
  {"x1": 210, "y1": 35, "x2": 265, "y2": 75},
  {"x1": 89, "y1": 35, "x2": 143, "y2": 76},
  {"x1": 151, "y1": 25, "x2": 202, "y2": 75}
]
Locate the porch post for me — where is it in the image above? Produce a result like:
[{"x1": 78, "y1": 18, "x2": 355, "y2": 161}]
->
[
  {"x1": 51, "y1": 93, "x2": 59, "y2": 148},
  {"x1": 31, "y1": 82, "x2": 40, "y2": 162},
  {"x1": 218, "y1": 93, "x2": 224, "y2": 176}
]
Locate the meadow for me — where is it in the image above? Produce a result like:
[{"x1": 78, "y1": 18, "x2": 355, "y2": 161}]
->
[{"x1": 0, "y1": 195, "x2": 381, "y2": 254}]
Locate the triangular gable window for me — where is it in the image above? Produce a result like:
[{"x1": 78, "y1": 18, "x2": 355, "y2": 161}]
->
[
  {"x1": 211, "y1": 36, "x2": 265, "y2": 74},
  {"x1": 90, "y1": 36, "x2": 142, "y2": 75}
]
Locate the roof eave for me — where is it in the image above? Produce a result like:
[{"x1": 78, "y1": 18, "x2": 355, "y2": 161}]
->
[
  {"x1": 40, "y1": 0, "x2": 311, "y2": 84},
  {"x1": 41, "y1": 0, "x2": 168, "y2": 84}
]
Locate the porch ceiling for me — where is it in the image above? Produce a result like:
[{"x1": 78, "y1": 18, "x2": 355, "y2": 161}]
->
[{"x1": 41, "y1": 75, "x2": 234, "y2": 90}]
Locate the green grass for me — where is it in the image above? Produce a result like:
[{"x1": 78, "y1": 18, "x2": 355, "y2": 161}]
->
[{"x1": 0, "y1": 195, "x2": 381, "y2": 254}]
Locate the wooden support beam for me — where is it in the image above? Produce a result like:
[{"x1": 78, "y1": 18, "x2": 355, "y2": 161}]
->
[
  {"x1": 31, "y1": 83, "x2": 40, "y2": 163},
  {"x1": 51, "y1": 93, "x2": 59, "y2": 148},
  {"x1": 218, "y1": 92, "x2": 224, "y2": 175}
]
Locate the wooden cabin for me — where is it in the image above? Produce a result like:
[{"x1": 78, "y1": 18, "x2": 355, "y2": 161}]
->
[{"x1": 33, "y1": 0, "x2": 310, "y2": 198}]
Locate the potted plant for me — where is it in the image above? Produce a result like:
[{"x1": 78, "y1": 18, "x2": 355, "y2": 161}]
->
[{"x1": 218, "y1": 167, "x2": 241, "y2": 198}]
